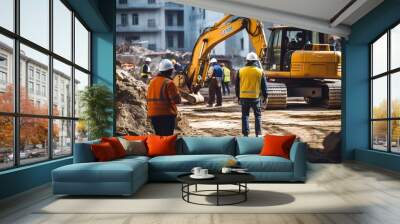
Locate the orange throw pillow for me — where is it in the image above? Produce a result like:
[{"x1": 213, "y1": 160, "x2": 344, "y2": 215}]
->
[
  {"x1": 91, "y1": 142, "x2": 117, "y2": 162},
  {"x1": 101, "y1": 137, "x2": 127, "y2": 158},
  {"x1": 146, "y1": 135, "x2": 177, "y2": 157},
  {"x1": 260, "y1": 134, "x2": 297, "y2": 159}
]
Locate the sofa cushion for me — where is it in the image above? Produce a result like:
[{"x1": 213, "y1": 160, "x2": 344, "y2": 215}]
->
[
  {"x1": 53, "y1": 158, "x2": 147, "y2": 183},
  {"x1": 101, "y1": 137, "x2": 127, "y2": 158},
  {"x1": 118, "y1": 138, "x2": 147, "y2": 156},
  {"x1": 178, "y1": 137, "x2": 236, "y2": 155},
  {"x1": 260, "y1": 134, "x2": 297, "y2": 159},
  {"x1": 236, "y1": 155, "x2": 293, "y2": 172},
  {"x1": 236, "y1": 137, "x2": 263, "y2": 155},
  {"x1": 149, "y1": 154, "x2": 235, "y2": 172},
  {"x1": 91, "y1": 142, "x2": 118, "y2": 162},
  {"x1": 147, "y1": 135, "x2": 177, "y2": 157}
]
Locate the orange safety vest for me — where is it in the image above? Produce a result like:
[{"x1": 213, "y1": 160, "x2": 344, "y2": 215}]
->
[{"x1": 147, "y1": 76, "x2": 180, "y2": 117}]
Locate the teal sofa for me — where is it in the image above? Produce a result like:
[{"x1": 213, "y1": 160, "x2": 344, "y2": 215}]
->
[{"x1": 52, "y1": 136, "x2": 307, "y2": 196}]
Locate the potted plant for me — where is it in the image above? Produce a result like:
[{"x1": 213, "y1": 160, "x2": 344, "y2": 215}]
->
[{"x1": 79, "y1": 84, "x2": 113, "y2": 140}]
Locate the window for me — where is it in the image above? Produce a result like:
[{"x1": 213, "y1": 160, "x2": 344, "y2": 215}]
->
[
  {"x1": 148, "y1": 0, "x2": 156, "y2": 4},
  {"x1": 74, "y1": 17, "x2": 90, "y2": 70},
  {"x1": 370, "y1": 23, "x2": 400, "y2": 154},
  {"x1": 20, "y1": 0, "x2": 49, "y2": 49},
  {"x1": 28, "y1": 82, "x2": 34, "y2": 94},
  {"x1": 132, "y1": 14, "x2": 139, "y2": 25},
  {"x1": 0, "y1": 0, "x2": 91, "y2": 170},
  {"x1": 119, "y1": 0, "x2": 127, "y2": 4},
  {"x1": 53, "y1": 0, "x2": 72, "y2": 60},
  {"x1": 0, "y1": 0, "x2": 14, "y2": 31},
  {"x1": 167, "y1": 34, "x2": 174, "y2": 48},
  {"x1": 166, "y1": 13, "x2": 174, "y2": 26},
  {"x1": 177, "y1": 11, "x2": 183, "y2": 26},
  {"x1": 148, "y1": 19, "x2": 156, "y2": 28},
  {"x1": 121, "y1": 14, "x2": 128, "y2": 26},
  {"x1": 240, "y1": 38, "x2": 244, "y2": 50},
  {"x1": 178, "y1": 32, "x2": 184, "y2": 49},
  {"x1": 148, "y1": 44, "x2": 156, "y2": 50},
  {"x1": 53, "y1": 59, "x2": 72, "y2": 117}
]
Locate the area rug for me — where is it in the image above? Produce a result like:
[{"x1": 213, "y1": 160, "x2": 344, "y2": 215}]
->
[{"x1": 37, "y1": 183, "x2": 361, "y2": 214}]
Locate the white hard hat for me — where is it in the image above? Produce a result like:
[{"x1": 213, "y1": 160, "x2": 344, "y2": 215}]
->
[
  {"x1": 209, "y1": 58, "x2": 218, "y2": 64},
  {"x1": 145, "y1": 57, "x2": 152, "y2": 62},
  {"x1": 159, "y1": 59, "x2": 174, "y2": 72},
  {"x1": 246, "y1": 52, "x2": 259, "y2": 61}
]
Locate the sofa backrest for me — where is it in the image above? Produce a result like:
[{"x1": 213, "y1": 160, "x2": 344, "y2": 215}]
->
[
  {"x1": 73, "y1": 140, "x2": 100, "y2": 163},
  {"x1": 177, "y1": 136, "x2": 236, "y2": 155},
  {"x1": 236, "y1": 137, "x2": 264, "y2": 155}
]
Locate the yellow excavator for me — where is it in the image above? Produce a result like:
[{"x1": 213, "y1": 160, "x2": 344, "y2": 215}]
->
[{"x1": 173, "y1": 15, "x2": 341, "y2": 109}]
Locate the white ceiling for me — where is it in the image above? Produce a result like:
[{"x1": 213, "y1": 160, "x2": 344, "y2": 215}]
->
[{"x1": 171, "y1": 0, "x2": 384, "y2": 37}]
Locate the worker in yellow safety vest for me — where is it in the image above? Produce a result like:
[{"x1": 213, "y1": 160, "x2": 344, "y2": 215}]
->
[
  {"x1": 220, "y1": 63, "x2": 231, "y2": 95},
  {"x1": 235, "y1": 52, "x2": 268, "y2": 137},
  {"x1": 141, "y1": 57, "x2": 152, "y2": 84}
]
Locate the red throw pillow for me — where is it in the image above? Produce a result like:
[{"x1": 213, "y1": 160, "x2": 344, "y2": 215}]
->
[
  {"x1": 260, "y1": 134, "x2": 297, "y2": 159},
  {"x1": 91, "y1": 142, "x2": 117, "y2": 162},
  {"x1": 146, "y1": 135, "x2": 177, "y2": 157},
  {"x1": 101, "y1": 137, "x2": 127, "y2": 158}
]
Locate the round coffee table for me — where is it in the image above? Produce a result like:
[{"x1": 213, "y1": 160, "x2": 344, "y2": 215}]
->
[{"x1": 177, "y1": 173, "x2": 255, "y2": 206}]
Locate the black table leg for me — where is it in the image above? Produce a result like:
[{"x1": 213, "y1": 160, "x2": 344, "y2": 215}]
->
[
  {"x1": 245, "y1": 183, "x2": 247, "y2": 201},
  {"x1": 216, "y1": 184, "x2": 219, "y2": 206}
]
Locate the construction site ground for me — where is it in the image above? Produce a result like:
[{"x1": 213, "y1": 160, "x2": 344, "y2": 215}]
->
[{"x1": 178, "y1": 87, "x2": 341, "y2": 162}]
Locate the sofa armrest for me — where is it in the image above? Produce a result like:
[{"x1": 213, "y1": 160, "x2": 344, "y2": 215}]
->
[
  {"x1": 289, "y1": 141, "x2": 307, "y2": 181},
  {"x1": 73, "y1": 140, "x2": 100, "y2": 163}
]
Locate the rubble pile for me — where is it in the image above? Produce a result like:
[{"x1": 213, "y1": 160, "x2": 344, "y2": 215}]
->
[
  {"x1": 116, "y1": 69, "x2": 153, "y2": 136},
  {"x1": 115, "y1": 68, "x2": 193, "y2": 136},
  {"x1": 116, "y1": 44, "x2": 191, "y2": 80}
]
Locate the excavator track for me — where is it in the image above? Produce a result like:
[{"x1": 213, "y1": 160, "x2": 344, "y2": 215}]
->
[
  {"x1": 322, "y1": 81, "x2": 341, "y2": 109},
  {"x1": 264, "y1": 82, "x2": 288, "y2": 109}
]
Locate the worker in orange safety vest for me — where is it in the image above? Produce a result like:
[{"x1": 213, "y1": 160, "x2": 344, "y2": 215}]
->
[{"x1": 146, "y1": 59, "x2": 182, "y2": 136}]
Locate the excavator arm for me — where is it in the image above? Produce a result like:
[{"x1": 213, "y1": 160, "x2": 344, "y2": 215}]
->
[{"x1": 185, "y1": 15, "x2": 268, "y2": 91}]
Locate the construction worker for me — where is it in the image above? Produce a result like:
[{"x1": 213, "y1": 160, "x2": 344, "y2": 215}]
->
[
  {"x1": 207, "y1": 58, "x2": 223, "y2": 107},
  {"x1": 235, "y1": 52, "x2": 268, "y2": 137},
  {"x1": 147, "y1": 59, "x2": 182, "y2": 136},
  {"x1": 171, "y1": 59, "x2": 183, "y2": 74},
  {"x1": 141, "y1": 57, "x2": 152, "y2": 84},
  {"x1": 221, "y1": 63, "x2": 231, "y2": 95}
]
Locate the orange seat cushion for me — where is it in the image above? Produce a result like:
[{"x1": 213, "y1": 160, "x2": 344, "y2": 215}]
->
[
  {"x1": 91, "y1": 142, "x2": 118, "y2": 162},
  {"x1": 146, "y1": 135, "x2": 177, "y2": 157},
  {"x1": 260, "y1": 134, "x2": 297, "y2": 159},
  {"x1": 101, "y1": 137, "x2": 127, "y2": 158}
]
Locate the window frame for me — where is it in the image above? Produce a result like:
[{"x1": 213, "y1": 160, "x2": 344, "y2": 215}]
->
[
  {"x1": 369, "y1": 20, "x2": 400, "y2": 154},
  {"x1": 0, "y1": 0, "x2": 92, "y2": 171}
]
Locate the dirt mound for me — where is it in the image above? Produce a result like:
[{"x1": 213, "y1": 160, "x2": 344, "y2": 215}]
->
[
  {"x1": 116, "y1": 70, "x2": 153, "y2": 136},
  {"x1": 115, "y1": 69, "x2": 192, "y2": 136}
]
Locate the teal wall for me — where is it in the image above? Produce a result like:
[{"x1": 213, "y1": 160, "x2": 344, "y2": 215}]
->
[
  {"x1": 0, "y1": 0, "x2": 115, "y2": 200},
  {"x1": 343, "y1": 0, "x2": 400, "y2": 171}
]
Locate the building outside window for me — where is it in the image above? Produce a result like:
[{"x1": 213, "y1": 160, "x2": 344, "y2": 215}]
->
[
  {"x1": 370, "y1": 23, "x2": 400, "y2": 154},
  {"x1": 0, "y1": 0, "x2": 91, "y2": 170},
  {"x1": 148, "y1": 0, "x2": 156, "y2": 4},
  {"x1": 121, "y1": 14, "x2": 128, "y2": 26},
  {"x1": 132, "y1": 13, "x2": 138, "y2": 25},
  {"x1": 119, "y1": 0, "x2": 127, "y2": 4}
]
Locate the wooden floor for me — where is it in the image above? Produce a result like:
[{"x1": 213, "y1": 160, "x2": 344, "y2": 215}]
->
[{"x1": 1, "y1": 162, "x2": 400, "y2": 224}]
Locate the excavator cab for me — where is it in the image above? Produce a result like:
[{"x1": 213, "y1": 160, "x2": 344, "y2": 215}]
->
[{"x1": 265, "y1": 27, "x2": 331, "y2": 72}]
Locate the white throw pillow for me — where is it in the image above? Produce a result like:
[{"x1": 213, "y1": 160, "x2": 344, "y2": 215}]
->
[{"x1": 118, "y1": 137, "x2": 147, "y2": 156}]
